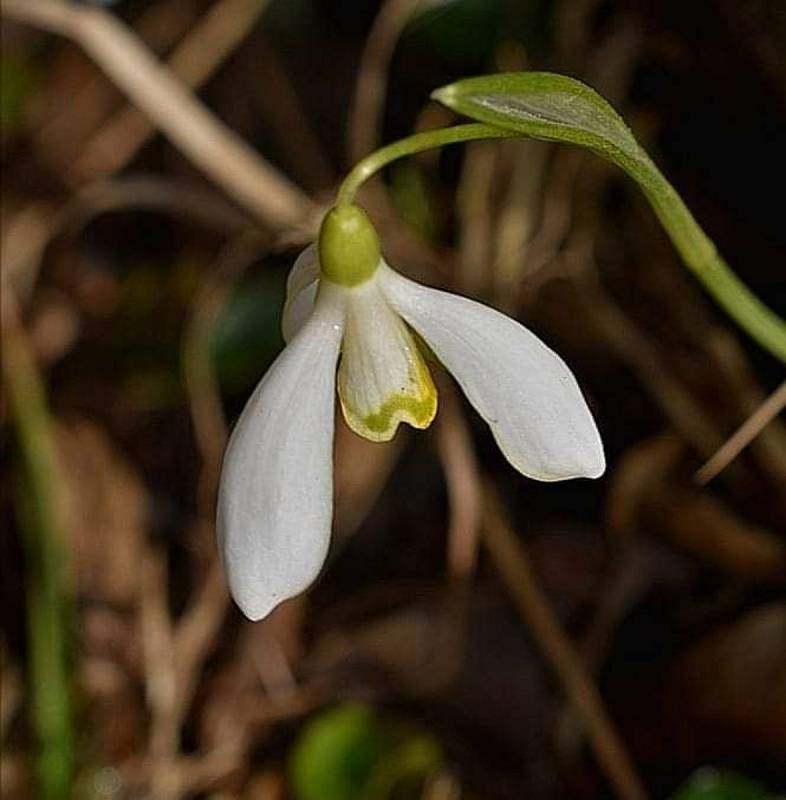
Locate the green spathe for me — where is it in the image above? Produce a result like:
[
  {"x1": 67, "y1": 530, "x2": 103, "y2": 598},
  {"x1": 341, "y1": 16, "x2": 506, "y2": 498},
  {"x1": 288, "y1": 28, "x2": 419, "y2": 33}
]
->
[
  {"x1": 318, "y1": 205, "x2": 381, "y2": 287},
  {"x1": 431, "y1": 71, "x2": 786, "y2": 363}
]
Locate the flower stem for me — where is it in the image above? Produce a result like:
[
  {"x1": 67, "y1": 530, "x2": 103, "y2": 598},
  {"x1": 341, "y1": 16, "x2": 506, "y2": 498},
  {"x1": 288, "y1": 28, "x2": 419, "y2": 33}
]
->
[
  {"x1": 630, "y1": 156, "x2": 786, "y2": 363},
  {"x1": 336, "y1": 123, "x2": 518, "y2": 206}
]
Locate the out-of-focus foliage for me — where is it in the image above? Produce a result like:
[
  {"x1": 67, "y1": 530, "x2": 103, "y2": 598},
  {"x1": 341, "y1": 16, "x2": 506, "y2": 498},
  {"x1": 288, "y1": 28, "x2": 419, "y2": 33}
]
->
[
  {"x1": 403, "y1": 0, "x2": 504, "y2": 66},
  {"x1": 289, "y1": 703, "x2": 442, "y2": 800},
  {"x1": 211, "y1": 269, "x2": 286, "y2": 395},
  {"x1": 0, "y1": 56, "x2": 36, "y2": 134},
  {"x1": 389, "y1": 162, "x2": 439, "y2": 243},
  {"x1": 671, "y1": 768, "x2": 771, "y2": 800}
]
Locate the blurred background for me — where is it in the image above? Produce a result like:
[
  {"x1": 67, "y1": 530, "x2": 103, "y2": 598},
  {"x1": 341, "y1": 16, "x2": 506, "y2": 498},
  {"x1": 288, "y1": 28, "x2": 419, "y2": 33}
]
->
[{"x1": 2, "y1": 0, "x2": 785, "y2": 798}]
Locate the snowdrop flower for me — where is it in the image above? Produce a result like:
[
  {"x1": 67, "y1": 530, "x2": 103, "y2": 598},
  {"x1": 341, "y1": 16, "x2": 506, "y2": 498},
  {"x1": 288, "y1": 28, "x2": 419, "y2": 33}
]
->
[{"x1": 218, "y1": 205, "x2": 604, "y2": 620}]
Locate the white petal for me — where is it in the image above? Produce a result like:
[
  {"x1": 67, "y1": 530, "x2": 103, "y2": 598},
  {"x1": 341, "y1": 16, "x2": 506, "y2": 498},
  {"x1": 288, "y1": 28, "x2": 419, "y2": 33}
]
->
[
  {"x1": 281, "y1": 244, "x2": 320, "y2": 343},
  {"x1": 380, "y1": 267, "x2": 604, "y2": 481},
  {"x1": 337, "y1": 277, "x2": 436, "y2": 442},
  {"x1": 218, "y1": 285, "x2": 345, "y2": 620}
]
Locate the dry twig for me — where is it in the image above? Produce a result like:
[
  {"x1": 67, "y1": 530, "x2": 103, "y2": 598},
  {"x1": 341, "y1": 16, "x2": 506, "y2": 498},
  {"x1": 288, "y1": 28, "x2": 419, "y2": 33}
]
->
[
  {"x1": 434, "y1": 380, "x2": 481, "y2": 582},
  {"x1": 347, "y1": 0, "x2": 424, "y2": 162},
  {"x1": 2, "y1": 0, "x2": 315, "y2": 230},
  {"x1": 139, "y1": 548, "x2": 180, "y2": 799},
  {"x1": 456, "y1": 142, "x2": 498, "y2": 294},
  {"x1": 35, "y1": 0, "x2": 198, "y2": 168},
  {"x1": 695, "y1": 380, "x2": 786, "y2": 485},
  {"x1": 72, "y1": 0, "x2": 271, "y2": 182},
  {"x1": 481, "y1": 483, "x2": 648, "y2": 800}
]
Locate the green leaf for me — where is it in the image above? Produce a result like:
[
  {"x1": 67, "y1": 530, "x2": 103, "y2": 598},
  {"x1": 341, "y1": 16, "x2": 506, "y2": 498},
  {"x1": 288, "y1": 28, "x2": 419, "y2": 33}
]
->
[
  {"x1": 432, "y1": 72, "x2": 786, "y2": 363},
  {"x1": 670, "y1": 767, "x2": 771, "y2": 800},
  {"x1": 4, "y1": 318, "x2": 74, "y2": 799}
]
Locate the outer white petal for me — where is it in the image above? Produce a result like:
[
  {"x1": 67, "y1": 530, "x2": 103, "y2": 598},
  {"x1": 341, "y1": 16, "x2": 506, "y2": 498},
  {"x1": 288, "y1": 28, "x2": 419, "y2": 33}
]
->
[
  {"x1": 218, "y1": 285, "x2": 345, "y2": 620},
  {"x1": 281, "y1": 244, "x2": 320, "y2": 343},
  {"x1": 380, "y1": 266, "x2": 605, "y2": 481}
]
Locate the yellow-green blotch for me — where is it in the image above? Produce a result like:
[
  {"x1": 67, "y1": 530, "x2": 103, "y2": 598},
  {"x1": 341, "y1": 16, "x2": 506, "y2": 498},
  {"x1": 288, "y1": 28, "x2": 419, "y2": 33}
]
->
[
  {"x1": 318, "y1": 204, "x2": 381, "y2": 287},
  {"x1": 338, "y1": 358, "x2": 438, "y2": 443}
]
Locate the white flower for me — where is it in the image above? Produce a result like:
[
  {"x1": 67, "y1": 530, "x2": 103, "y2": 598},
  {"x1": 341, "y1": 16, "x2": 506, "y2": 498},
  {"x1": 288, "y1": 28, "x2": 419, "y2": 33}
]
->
[{"x1": 218, "y1": 206, "x2": 604, "y2": 620}]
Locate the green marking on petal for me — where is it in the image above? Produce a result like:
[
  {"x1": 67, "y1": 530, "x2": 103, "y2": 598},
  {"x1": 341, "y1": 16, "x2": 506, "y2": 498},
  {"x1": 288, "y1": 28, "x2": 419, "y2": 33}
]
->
[{"x1": 339, "y1": 357, "x2": 437, "y2": 443}]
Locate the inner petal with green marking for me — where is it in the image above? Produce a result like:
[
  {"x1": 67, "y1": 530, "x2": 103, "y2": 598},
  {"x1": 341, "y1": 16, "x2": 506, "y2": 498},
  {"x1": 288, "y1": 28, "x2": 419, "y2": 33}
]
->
[{"x1": 337, "y1": 278, "x2": 437, "y2": 442}]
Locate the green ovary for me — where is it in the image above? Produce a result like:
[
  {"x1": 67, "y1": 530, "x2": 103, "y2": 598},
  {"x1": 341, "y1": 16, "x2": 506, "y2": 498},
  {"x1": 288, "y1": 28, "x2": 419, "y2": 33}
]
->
[{"x1": 318, "y1": 205, "x2": 381, "y2": 287}]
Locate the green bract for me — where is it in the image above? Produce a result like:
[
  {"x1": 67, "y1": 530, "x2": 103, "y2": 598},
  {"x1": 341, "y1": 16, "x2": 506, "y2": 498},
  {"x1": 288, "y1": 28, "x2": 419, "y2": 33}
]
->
[
  {"x1": 431, "y1": 71, "x2": 786, "y2": 364},
  {"x1": 318, "y1": 205, "x2": 381, "y2": 287},
  {"x1": 433, "y1": 72, "x2": 647, "y2": 172}
]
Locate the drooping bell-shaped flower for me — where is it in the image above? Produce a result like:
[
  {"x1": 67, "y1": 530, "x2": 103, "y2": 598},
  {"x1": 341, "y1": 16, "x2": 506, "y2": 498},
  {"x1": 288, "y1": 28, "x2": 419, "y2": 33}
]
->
[{"x1": 218, "y1": 205, "x2": 604, "y2": 620}]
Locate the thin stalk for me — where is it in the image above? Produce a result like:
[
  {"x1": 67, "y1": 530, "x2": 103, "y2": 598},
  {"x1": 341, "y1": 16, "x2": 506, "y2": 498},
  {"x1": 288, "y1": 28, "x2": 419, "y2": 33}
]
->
[
  {"x1": 622, "y1": 153, "x2": 786, "y2": 363},
  {"x1": 336, "y1": 123, "x2": 518, "y2": 206}
]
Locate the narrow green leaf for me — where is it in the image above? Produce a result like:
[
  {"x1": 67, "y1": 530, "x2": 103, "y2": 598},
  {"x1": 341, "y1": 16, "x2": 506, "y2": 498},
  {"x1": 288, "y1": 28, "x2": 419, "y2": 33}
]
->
[
  {"x1": 3, "y1": 316, "x2": 74, "y2": 800},
  {"x1": 433, "y1": 72, "x2": 786, "y2": 363}
]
